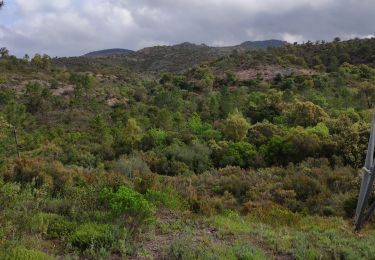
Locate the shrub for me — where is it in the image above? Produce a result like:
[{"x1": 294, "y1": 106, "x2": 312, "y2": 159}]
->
[
  {"x1": 187, "y1": 113, "x2": 220, "y2": 140},
  {"x1": 69, "y1": 223, "x2": 115, "y2": 250},
  {"x1": 248, "y1": 121, "x2": 283, "y2": 147},
  {"x1": 223, "y1": 110, "x2": 251, "y2": 142},
  {"x1": 212, "y1": 212, "x2": 252, "y2": 235},
  {"x1": 47, "y1": 218, "x2": 77, "y2": 239},
  {"x1": 167, "y1": 238, "x2": 196, "y2": 260},
  {"x1": 145, "y1": 189, "x2": 187, "y2": 210},
  {"x1": 9, "y1": 159, "x2": 75, "y2": 193},
  {"x1": 222, "y1": 141, "x2": 257, "y2": 168},
  {"x1": 100, "y1": 186, "x2": 154, "y2": 233},
  {"x1": 165, "y1": 142, "x2": 212, "y2": 174},
  {"x1": 142, "y1": 128, "x2": 168, "y2": 149},
  {"x1": 290, "y1": 101, "x2": 328, "y2": 127},
  {"x1": 249, "y1": 205, "x2": 302, "y2": 227},
  {"x1": 29, "y1": 212, "x2": 62, "y2": 234},
  {"x1": 112, "y1": 156, "x2": 151, "y2": 179},
  {"x1": 232, "y1": 241, "x2": 267, "y2": 260},
  {"x1": 5, "y1": 247, "x2": 53, "y2": 260}
]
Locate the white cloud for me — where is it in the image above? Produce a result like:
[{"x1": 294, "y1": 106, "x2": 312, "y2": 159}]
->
[
  {"x1": 15, "y1": 0, "x2": 72, "y2": 13},
  {"x1": 281, "y1": 33, "x2": 305, "y2": 43},
  {"x1": 0, "y1": 0, "x2": 374, "y2": 56}
]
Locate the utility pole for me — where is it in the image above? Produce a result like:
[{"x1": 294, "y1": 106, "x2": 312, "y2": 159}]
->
[{"x1": 354, "y1": 114, "x2": 375, "y2": 230}]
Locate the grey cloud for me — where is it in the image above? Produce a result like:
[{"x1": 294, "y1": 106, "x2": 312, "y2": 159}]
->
[{"x1": 0, "y1": 0, "x2": 374, "y2": 57}]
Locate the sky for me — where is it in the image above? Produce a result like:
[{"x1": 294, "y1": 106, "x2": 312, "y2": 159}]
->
[{"x1": 0, "y1": 0, "x2": 374, "y2": 57}]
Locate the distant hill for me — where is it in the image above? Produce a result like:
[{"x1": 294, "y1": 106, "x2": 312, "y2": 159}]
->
[
  {"x1": 60, "y1": 40, "x2": 288, "y2": 73},
  {"x1": 115, "y1": 40, "x2": 288, "y2": 72},
  {"x1": 238, "y1": 39, "x2": 288, "y2": 49},
  {"x1": 83, "y1": 48, "x2": 134, "y2": 58}
]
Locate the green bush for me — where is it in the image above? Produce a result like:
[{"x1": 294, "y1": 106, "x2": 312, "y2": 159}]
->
[
  {"x1": 112, "y1": 156, "x2": 151, "y2": 179},
  {"x1": 69, "y1": 223, "x2": 115, "y2": 250},
  {"x1": 249, "y1": 205, "x2": 302, "y2": 227},
  {"x1": 167, "y1": 238, "x2": 196, "y2": 260},
  {"x1": 232, "y1": 241, "x2": 267, "y2": 260},
  {"x1": 5, "y1": 247, "x2": 53, "y2": 260},
  {"x1": 29, "y1": 212, "x2": 62, "y2": 234},
  {"x1": 47, "y1": 218, "x2": 77, "y2": 239},
  {"x1": 222, "y1": 141, "x2": 257, "y2": 168},
  {"x1": 145, "y1": 189, "x2": 187, "y2": 210},
  {"x1": 100, "y1": 186, "x2": 154, "y2": 232},
  {"x1": 165, "y1": 142, "x2": 212, "y2": 174}
]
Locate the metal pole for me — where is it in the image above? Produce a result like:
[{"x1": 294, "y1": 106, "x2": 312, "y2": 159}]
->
[{"x1": 354, "y1": 113, "x2": 375, "y2": 230}]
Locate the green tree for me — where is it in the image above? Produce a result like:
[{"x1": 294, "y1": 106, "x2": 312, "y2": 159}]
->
[
  {"x1": 31, "y1": 54, "x2": 51, "y2": 70},
  {"x1": 187, "y1": 66, "x2": 215, "y2": 92},
  {"x1": 0, "y1": 47, "x2": 9, "y2": 58},
  {"x1": 123, "y1": 118, "x2": 143, "y2": 151},
  {"x1": 23, "y1": 83, "x2": 52, "y2": 114},
  {"x1": 291, "y1": 101, "x2": 328, "y2": 127},
  {"x1": 142, "y1": 128, "x2": 168, "y2": 149},
  {"x1": 222, "y1": 141, "x2": 257, "y2": 168},
  {"x1": 223, "y1": 110, "x2": 250, "y2": 142},
  {"x1": 358, "y1": 81, "x2": 375, "y2": 109},
  {"x1": 165, "y1": 142, "x2": 212, "y2": 174}
]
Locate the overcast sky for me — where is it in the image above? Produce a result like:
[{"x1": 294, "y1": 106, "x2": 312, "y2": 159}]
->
[{"x1": 0, "y1": 0, "x2": 374, "y2": 57}]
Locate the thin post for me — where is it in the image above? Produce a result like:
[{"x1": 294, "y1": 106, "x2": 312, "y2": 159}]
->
[{"x1": 354, "y1": 113, "x2": 375, "y2": 230}]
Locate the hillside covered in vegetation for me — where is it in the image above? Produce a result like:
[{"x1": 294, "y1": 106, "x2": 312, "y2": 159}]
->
[
  {"x1": 56, "y1": 40, "x2": 287, "y2": 74},
  {"x1": 1, "y1": 38, "x2": 375, "y2": 259}
]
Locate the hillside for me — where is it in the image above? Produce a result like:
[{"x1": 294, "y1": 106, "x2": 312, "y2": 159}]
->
[
  {"x1": 55, "y1": 40, "x2": 287, "y2": 74},
  {"x1": 238, "y1": 39, "x2": 288, "y2": 49},
  {"x1": 83, "y1": 48, "x2": 134, "y2": 58},
  {"x1": 1, "y1": 38, "x2": 375, "y2": 259}
]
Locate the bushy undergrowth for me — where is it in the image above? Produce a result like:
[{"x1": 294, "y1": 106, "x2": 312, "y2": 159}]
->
[
  {"x1": 69, "y1": 223, "x2": 115, "y2": 250},
  {"x1": 4, "y1": 247, "x2": 53, "y2": 260},
  {"x1": 167, "y1": 236, "x2": 267, "y2": 260},
  {"x1": 100, "y1": 186, "x2": 155, "y2": 234},
  {"x1": 1, "y1": 38, "x2": 375, "y2": 258},
  {"x1": 212, "y1": 209, "x2": 375, "y2": 260}
]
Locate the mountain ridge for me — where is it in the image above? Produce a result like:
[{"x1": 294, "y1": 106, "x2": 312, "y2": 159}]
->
[
  {"x1": 74, "y1": 39, "x2": 288, "y2": 73},
  {"x1": 83, "y1": 48, "x2": 134, "y2": 58},
  {"x1": 83, "y1": 39, "x2": 288, "y2": 58}
]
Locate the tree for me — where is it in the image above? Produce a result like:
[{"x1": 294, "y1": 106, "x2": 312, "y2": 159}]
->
[
  {"x1": 358, "y1": 81, "x2": 375, "y2": 109},
  {"x1": 23, "y1": 83, "x2": 52, "y2": 114},
  {"x1": 187, "y1": 66, "x2": 215, "y2": 92},
  {"x1": 0, "y1": 1, "x2": 4, "y2": 9},
  {"x1": 187, "y1": 113, "x2": 218, "y2": 139},
  {"x1": 123, "y1": 118, "x2": 143, "y2": 151},
  {"x1": 165, "y1": 142, "x2": 211, "y2": 174},
  {"x1": 248, "y1": 121, "x2": 283, "y2": 147},
  {"x1": 291, "y1": 101, "x2": 328, "y2": 127},
  {"x1": 222, "y1": 141, "x2": 257, "y2": 168},
  {"x1": 223, "y1": 110, "x2": 250, "y2": 142},
  {"x1": 0, "y1": 47, "x2": 9, "y2": 58},
  {"x1": 31, "y1": 54, "x2": 51, "y2": 70},
  {"x1": 0, "y1": 116, "x2": 20, "y2": 158},
  {"x1": 142, "y1": 128, "x2": 168, "y2": 149}
]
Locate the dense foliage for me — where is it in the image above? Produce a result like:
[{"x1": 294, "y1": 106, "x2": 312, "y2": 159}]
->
[{"x1": 1, "y1": 38, "x2": 375, "y2": 258}]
